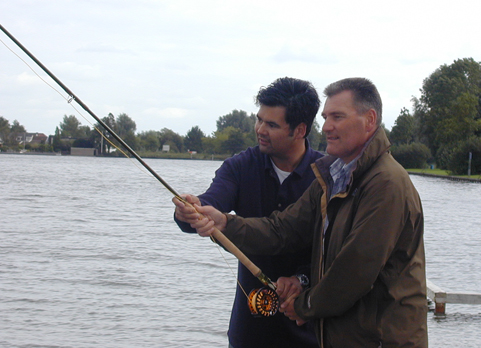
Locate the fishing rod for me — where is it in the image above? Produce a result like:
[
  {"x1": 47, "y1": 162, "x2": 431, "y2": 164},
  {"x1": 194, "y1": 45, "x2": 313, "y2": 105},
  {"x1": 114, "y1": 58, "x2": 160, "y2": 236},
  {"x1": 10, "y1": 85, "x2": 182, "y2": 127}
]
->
[{"x1": 0, "y1": 24, "x2": 278, "y2": 316}]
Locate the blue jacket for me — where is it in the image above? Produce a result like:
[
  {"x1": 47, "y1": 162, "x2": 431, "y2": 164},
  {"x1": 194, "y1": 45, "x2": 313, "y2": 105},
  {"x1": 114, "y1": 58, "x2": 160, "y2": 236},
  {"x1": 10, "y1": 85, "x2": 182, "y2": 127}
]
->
[{"x1": 175, "y1": 142, "x2": 323, "y2": 348}]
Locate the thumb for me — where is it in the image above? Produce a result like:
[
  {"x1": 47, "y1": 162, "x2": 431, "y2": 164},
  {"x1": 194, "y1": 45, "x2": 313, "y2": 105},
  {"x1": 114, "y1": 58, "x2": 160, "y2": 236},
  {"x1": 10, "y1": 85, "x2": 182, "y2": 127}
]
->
[
  {"x1": 183, "y1": 194, "x2": 197, "y2": 205},
  {"x1": 194, "y1": 204, "x2": 221, "y2": 223},
  {"x1": 194, "y1": 203, "x2": 210, "y2": 216}
]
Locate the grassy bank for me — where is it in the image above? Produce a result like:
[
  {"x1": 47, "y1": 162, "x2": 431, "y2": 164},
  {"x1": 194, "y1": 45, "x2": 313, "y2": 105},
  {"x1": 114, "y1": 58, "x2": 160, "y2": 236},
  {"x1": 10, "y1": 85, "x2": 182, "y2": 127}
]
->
[{"x1": 407, "y1": 168, "x2": 481, "y2": 181}]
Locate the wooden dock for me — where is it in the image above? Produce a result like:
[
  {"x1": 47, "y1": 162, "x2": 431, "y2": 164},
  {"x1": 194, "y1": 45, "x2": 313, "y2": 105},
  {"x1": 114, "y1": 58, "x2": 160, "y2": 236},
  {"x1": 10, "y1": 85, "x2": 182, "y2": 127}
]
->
[{"x1": 427, "y1": 279, "x2": 481, "y2": 314}]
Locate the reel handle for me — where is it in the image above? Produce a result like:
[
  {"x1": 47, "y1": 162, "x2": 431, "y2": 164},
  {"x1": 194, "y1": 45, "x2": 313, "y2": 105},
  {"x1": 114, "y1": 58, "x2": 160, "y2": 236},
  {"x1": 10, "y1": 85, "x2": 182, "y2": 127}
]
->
[{"x1": 248, "y1": 287, "x2": 280, "y2": 317}]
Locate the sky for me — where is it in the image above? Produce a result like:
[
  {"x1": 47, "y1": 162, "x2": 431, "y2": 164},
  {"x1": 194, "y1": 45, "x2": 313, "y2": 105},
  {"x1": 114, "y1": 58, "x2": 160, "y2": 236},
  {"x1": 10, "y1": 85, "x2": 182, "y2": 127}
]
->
[{"x1": 1, "y1": 0, "x2": 480, "y2": 137}]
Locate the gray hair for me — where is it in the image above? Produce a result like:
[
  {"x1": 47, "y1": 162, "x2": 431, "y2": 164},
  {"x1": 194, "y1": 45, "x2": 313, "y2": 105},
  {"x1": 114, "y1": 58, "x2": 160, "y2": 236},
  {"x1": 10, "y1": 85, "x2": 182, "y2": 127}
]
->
[{"x1": 324, "y1": 77, "x2": 382, "y2": 125}]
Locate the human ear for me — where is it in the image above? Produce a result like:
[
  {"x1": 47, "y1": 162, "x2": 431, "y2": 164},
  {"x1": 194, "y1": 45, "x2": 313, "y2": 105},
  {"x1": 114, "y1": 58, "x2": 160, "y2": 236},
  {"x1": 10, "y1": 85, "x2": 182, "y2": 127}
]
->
[
  {"x1": 365, "y1": 109, "x2": 377, "y2": 132},
  {"x1": 295, "y1": 123, "x2": 307, "y2": 139}
]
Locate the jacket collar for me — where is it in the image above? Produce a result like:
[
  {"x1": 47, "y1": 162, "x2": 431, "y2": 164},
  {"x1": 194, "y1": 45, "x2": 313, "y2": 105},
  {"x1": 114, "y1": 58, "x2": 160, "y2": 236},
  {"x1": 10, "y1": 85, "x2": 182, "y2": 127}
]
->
[
  {"x1": 313, "y1": 127, "x2": 391, "y2": 190},
  {"x1": 352, "y1": 127, "x2": 391, "y2": 179}
]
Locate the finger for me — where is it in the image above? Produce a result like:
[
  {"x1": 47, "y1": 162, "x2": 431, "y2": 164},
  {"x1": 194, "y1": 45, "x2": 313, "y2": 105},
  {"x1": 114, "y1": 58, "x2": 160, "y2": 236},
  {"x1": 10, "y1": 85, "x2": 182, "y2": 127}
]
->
[
  {"x1": 191, "y1": 215, "x2": 209, "y2": 229},
  {"x1": 279, "y1": 285, "x2": 295, "y2": 302},
  {"x1": 193, "y1": 203, "x2": 206, "y2": 215},
  {"x1": 296, "y1": 319, "x2": 306, "y2": 326},
  {"x1": 276, "y1": 283, "x2": 284, "y2": 297},
  {"x1": 280, "y1": 296, "x2": 296, "y2": 310},
  {"x1": 172, "y1": 196, "x2": 185, "y2": 207},
  {"x1": 192, "y1": 217, "x2": 215, "y2": 236},
  {"x1": 174, "y1": 205, "x2": 199, "y2": 223},
  {"x1": 185, "y1": 194, "x2": 201, "y2": 205}
]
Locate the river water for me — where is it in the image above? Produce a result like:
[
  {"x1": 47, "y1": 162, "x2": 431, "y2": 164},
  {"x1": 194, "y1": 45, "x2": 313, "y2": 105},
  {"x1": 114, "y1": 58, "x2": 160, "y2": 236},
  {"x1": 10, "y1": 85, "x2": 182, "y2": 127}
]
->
[{"x1": 1, "y1": 154, "x2": 480, "y2": 347}]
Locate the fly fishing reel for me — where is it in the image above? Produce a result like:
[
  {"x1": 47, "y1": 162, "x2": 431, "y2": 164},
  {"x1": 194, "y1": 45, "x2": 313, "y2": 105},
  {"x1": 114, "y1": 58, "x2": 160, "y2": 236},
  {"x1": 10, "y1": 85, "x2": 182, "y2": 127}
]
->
[{"x1": 248, "y1": 287, "x2": 279, "y2": 317}]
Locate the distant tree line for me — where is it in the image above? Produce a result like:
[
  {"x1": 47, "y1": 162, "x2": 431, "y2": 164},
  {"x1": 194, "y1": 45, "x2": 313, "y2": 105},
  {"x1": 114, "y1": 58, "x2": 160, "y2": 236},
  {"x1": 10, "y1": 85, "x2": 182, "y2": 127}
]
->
[
  {"x1": 1, "y1": 57, "x2": 480, "y2": 175},
  {"x1": 0, "y1": 109, "x2": 324, "y2": 158},
  {"x1": 388, "y1": 57, "x2": 481, "y2": 175}
]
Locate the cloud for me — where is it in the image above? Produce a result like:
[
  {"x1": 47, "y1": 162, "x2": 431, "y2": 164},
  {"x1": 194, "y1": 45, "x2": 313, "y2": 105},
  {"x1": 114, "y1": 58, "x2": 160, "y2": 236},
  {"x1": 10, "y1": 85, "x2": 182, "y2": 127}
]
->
[
  {"x1": 16, "y1": 71, "x2": 42, "y2": 85},
  {"x1": 76, "y1": 43, "x2": 135, "y2": 55},
  {"x1": 143, "y1": 107, "x2": 189, "y2": 119},
  {"x1": 272, "y1": 44, "x2": 338, "y2": 65},
  {"x1": 1, "y1": 0, "x2": 481, "y2": 137}
]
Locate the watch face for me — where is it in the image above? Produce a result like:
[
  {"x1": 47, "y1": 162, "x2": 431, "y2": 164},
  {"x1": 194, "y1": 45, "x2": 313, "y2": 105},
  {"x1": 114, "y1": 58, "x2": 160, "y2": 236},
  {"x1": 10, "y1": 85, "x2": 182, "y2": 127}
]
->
[{"x1": 297, "y1": 274, "x2": 309, "y2": 287}]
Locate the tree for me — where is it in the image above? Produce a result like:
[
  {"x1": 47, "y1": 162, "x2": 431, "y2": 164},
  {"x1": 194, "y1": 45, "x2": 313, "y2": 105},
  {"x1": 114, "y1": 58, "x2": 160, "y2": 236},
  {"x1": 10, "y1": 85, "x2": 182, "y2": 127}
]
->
[
  {"x1": 203, "y1": 129, "x2": 229, "y2": 154},
  {"x1": 184, "y1": 126, "x2": 205, "y2": 152},
  {"x1": 10, "y1": 120, "x2": 26, "y2": 145},
  {"x1": 72, "y1": 138, "x2": 94, "y2": 148},
  {"x1": 201, "y1": 135, "x2": 218, "y2": 154},
  {"x1": 52, "y1": 126, "x2": 63, "y2": 152},
  {"x1": 159, "y1": 128, "x2": 183, "y2": 152},
  {"x1": 389, "y1": 108, "x2": 415, "y2": 145},
  {"x1": 138, "y1": 130, "x2": 161, "y2": 152},
  {"x1": 59, "y1": 115, "x2": 83, "y2": 138},
  {"x1": 96, "y1": 113, "x2": 117, "y2": 154},
  {"x1": 391, "y1": 143, "x2": 432, "y2": 169},
  {"x1": 433, "y1": 92, "x2": 479, "y2": 146},
  {"x1": 417, "y1": 58, "x2": 481, "y2": 156},
  {"x1": 116, "y1": 113, "x2": 136, "y2": 137},
  {"x1": 445, "y1": 136, "x2": 481, "y2": 175},
  {"x1": 0, "y1": 116, "x2": 10, "y2": 145},
  {"x1": 307, "y1": 120, "x2": 321, "y2": 150},
  {"x1": 115, "y1": 113, "x2": 137, "y2": 149},
  {"x1": 221, "y1": 127, "x2": 246, "y2": 156},
  {"x1": 216, "y1": 110, "x2": 256, "y2": 133}
]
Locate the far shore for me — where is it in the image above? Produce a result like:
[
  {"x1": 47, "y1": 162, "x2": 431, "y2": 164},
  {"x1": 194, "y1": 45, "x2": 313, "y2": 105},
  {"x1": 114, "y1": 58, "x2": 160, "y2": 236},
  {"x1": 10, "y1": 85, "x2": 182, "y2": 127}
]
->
[
  {"x1": 407, "y1": 169, "x2": 481, "y2": 183},
  {"x1": 3, "y1": 151, "x2": 480, "y2": 183},
  {"x1": 0, "y1": 150, "x2": 229, "y2": 161}
]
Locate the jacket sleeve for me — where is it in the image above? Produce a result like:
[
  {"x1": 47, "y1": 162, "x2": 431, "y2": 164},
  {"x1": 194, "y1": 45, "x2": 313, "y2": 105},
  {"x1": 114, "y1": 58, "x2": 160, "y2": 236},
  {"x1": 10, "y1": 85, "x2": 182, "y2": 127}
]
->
[
  {"x1": 295, "y1": 170, "x2": 422, "y2": 319},
  {"x1": 223, "y1": 179, "x2": 321, "y2": 255},
  {"x1": 174, "y1": 158, "x2": 240, "y2": 233}
]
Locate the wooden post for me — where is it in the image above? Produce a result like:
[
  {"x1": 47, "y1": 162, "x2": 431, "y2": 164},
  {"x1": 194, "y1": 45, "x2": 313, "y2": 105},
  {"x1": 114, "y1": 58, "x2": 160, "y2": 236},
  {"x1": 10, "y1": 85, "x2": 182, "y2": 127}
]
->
[
  {"x1": 427, "y1": 279, "x2": 481, "y2": 315},
  {"x1": 427, "y1": 280, "x2": 447, "y2": 315}
]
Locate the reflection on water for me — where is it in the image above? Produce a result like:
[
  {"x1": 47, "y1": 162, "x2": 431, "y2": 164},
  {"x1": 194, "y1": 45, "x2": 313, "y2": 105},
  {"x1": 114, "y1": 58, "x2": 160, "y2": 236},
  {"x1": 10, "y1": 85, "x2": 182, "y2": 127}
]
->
[{"x1": 1, "y1": 155, "x2": 480, "y2": 347}]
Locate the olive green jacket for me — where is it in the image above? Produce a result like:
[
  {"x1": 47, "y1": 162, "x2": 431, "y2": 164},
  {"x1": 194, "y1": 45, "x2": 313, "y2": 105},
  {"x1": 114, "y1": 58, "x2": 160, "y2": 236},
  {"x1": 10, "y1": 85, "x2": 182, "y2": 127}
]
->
[{"x1": 224, "y1": 128, "x2": 428, "y2": 347}]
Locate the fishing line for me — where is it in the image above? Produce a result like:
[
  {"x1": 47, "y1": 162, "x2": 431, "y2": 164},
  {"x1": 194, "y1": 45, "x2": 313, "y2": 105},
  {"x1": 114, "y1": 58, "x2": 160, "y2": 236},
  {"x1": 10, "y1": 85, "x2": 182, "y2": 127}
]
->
[
  {"x1": 1, "y1": 30, "x2": 245, "y2": 294},
  {"x1": 1, "y1": 24, "x2": 279, "y2": 316},
  {"x1": 0, "y1": 36, "x2": 149, "y2": 175}
]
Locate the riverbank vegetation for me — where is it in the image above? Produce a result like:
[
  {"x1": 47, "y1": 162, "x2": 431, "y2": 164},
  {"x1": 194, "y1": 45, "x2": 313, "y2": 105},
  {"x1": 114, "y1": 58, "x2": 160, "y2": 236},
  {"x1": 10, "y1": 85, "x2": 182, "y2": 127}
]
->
[
  {"x1": 406, "y1": 168, "x2": 481, "y2": 180},
  {"x1": 1, "y1": 58, "x2": 480, "y2": 176},
  {"x1": 388, "y1": 58, "x2": 481, "y2": 176}
]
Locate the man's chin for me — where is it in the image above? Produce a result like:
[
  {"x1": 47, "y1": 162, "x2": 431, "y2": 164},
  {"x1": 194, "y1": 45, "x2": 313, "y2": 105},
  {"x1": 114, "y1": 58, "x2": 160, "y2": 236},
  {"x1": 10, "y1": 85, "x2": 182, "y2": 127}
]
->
[
  {"x1": 258, "y1": 144, "x2": 271, "y2": 154},
  {"x1": 325, "y1": 146, "x2": 337, "y2": 158}
]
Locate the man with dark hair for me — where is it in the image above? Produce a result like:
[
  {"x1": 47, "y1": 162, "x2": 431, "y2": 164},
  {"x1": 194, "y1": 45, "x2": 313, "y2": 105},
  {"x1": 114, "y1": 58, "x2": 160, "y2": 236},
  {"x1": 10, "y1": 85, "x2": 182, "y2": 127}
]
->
[
  {"x1": 189, "y1": 77, "x2": 428, "y2": 347},
  {"x1": 256, "y1": 76, "x2": 320, "y2": 137},
  {"x1": 173, "y1": 77, "x2": 322, "y2": 347}
]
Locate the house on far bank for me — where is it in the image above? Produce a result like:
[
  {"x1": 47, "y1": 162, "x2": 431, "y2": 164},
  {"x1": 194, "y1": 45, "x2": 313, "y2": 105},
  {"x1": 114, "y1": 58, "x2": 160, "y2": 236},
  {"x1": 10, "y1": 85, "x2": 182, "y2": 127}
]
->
[{"x1": 16, "y1": 132, "x2": 48, "y2": 145}]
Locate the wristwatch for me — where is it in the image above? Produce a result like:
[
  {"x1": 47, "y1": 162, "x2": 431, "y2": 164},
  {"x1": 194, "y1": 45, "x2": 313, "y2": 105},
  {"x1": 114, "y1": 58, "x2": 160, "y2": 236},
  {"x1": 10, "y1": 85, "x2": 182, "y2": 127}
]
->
[{"x1": 296, "y1": 274, "x2": 309, "y2": 288}]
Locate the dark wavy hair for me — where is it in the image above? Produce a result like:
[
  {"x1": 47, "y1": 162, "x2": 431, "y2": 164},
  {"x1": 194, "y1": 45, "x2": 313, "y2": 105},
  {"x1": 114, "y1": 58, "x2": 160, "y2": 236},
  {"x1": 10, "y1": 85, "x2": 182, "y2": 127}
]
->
[
  {"x1": 255, "y1": 77, "x2": 320, "y2": 137},
  {"x1": 323, "y1": 77, "x2": 383, "y2": 125}
]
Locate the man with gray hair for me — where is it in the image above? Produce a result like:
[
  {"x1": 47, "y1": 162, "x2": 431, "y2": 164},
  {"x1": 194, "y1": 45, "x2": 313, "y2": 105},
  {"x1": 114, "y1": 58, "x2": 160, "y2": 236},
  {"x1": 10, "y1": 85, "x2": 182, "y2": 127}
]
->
[{"x1": 188, "y1": 78, "x2": 428, "y2": 347}]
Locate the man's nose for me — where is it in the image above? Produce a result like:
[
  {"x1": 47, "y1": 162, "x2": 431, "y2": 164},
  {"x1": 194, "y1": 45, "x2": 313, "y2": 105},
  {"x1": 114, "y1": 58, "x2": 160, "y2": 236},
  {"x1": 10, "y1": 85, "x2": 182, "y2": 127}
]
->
[
  {"x1": 256, "y1": 122, "x2": 267, "y2": 134},
  {"x1": 322, "y1": 118, "x2": 332, "y2": 133}
]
